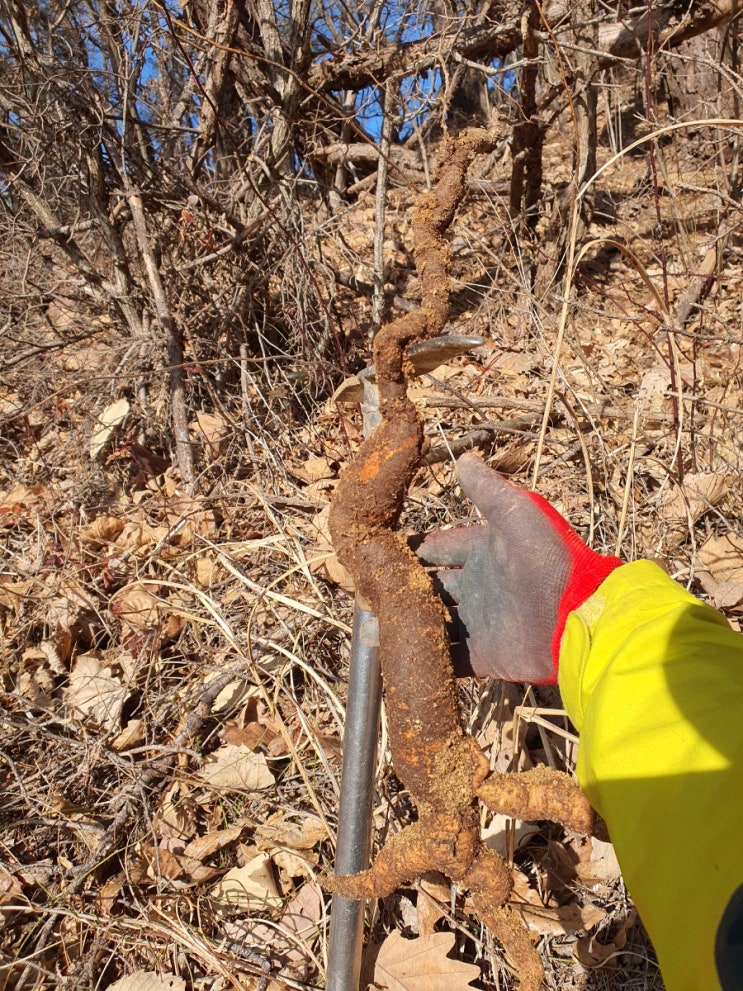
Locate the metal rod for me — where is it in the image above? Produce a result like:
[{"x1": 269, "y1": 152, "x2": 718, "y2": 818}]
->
[{"x1": 327, "y1": 603, "x2": 381, "y2": 991}]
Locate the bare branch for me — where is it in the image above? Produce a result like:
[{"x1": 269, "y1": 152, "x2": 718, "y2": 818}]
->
[{"x1": 126, "y1": 188, "x2": 197, "y2": 493}]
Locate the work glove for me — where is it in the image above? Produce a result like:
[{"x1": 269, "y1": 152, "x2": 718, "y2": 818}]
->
[{"x1": 415, "y1": 453, "x2": 623, "y2": 683}]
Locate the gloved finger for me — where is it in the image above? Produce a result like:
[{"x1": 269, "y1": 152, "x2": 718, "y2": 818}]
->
[
  {"x1": 455, "y1": 451, "x2": 524, "y2": 522},
  {"x1": 413, "y1": 524, "x2": 483, "y2": 567}
]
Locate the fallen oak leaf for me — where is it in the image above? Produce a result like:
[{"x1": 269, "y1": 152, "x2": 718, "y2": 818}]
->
[
  {"x1": 0, "y1": 577, "x2": 33, "y2": 616},
  {"x1": 89, "y1": 397, "x2": 130, "y2": 460},
  {"x1": 0, "y1": 869, "x2": 25, "y2": 927},
  {"x1": 210, "y1": 853, "x2": 283, "y2": 915},
  {"x1": 188, "y1": 410, "x2": 230, "y2": 460},
  {"x1": 222, "y1": 880, "x2": 323, "y2": 979},
  {"x1": 183, "y1": 824, "x2": 244, "y2": 862},
  {"x1": 197, "y1": 743, "x2": 275, "y2": 792},
  {"x1": 111, "y1": 717, "x2": 146, "y2": 751},
  {"x1": 142, "y1": 837, "x2": 222, "y2": 885},
  {"x1": 508, "y1": 869, "x2": 606, "y2": 937},
  {"x1": 290, "y1": 454, "x2": 339, "y2": 484},
  {"x1": 273, "y1": 847, "x2": 316, "y2": 881},
  {"x1": 253, "y1": 816, "x2": 327, "y2": 851},
  {"x1": 697, "y1": 532, "x2": 743, "y2": 610},
  {"x1": 416, "y1": 871, "x2": 452, "y2": 936},
  {"x1": 659, "y1": 471, "x2": 729, "y2": 526},
  {"x1": 253, "y1": 816, "x2": 327, "y2": 881},
  {"x1": 111, "y1": 583, "x2": 169, "y2": 630},
  {"x1": 573, "y1": 836, "x2": 623, "y2": 886},
  {"x1": 0, "y1": 482, "x2": 55, "y2": 522},
  {"x1": 106, "y1": 970, "x2": 185, "y2": 991},
  {"x1": 155, "y1": 782, "x2": 198, "y2": 842},
  {"x1": 64, "y1": 651, "x2": 130, "y2": 730},
  {"x1": 374, "y1": 931, "x2": 480, "y2": 991},
  {"x1": 516, "y1": 899, "x2": 606, "y2": 939},
  {"x1": 79, "y1": 514, "x2": 126, "y2": 547},
  {"x1": 574, "y1": 908, "x2": 637, "y2": 968},
  {"x1": 45, "y1": 583, "x2": 97, "y2": 664},
  {"x1": 306, "y1": 504, "x2": 354, "y2": 592}
]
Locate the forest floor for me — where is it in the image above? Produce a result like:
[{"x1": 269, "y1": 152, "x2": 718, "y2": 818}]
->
[{"x1": 2, "y1": 105, "x2": 743, "y2": 991}]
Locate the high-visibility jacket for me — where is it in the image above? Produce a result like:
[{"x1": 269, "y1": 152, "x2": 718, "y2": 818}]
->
[{"x1": 558, "y1": 559, "x2": 743, "y2": 991}]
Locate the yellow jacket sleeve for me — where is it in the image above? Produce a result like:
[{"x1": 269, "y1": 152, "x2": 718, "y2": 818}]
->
[{"x1": 558, "y1": 560, "x2": 743, "y2": 991}]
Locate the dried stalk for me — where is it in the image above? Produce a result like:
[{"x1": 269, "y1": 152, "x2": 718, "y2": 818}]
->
[{"x1": 126, "y1": 189, "x2": 197, "y2": 493}]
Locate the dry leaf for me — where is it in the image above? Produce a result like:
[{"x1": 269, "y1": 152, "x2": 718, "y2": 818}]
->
[
  {"x1": 112, "y1": 583, "x2": 167, "y2": 630},
  {"x1": 659, "y1": 472, "x2": 729, "y2": 525},
  {"x1": 574, "y1": 908, "x2": 637, "y2": 968},
  {"x1": 189, "y1": 411, "x2": 230, "y2": 460},
  {"x1": 183, "y1": 825, "x2": 243, "y2": 862},
  {"x1": 637, "y1": 364, "x2": 670, "y2": 416},
  {"x1": 292, "y1": 455, "x2": 338, "y2": 483},
  {"x1": 374, "y1": 931, "x2": 480, "y2": 991},
  {"x1": 0, "y1": 577, "x2": 33, "y2": 616},
  {"x1": 209, "y1": 678, "x2": 255, "y2": 715},
  {"x1": 112, "y1": 718, "x2": 146, "y2": 751},
  {"x1": 64, "y1": 652, "x2": 129, "y2": 730},
  {"x1": 142, "y1": 837, "x2": 221, "y2": 885},
  {"x1": 106, "y1": 970, "x2": 186, "y2": 991},
  {"x1": 272, "y1": 848, "x2": 316, "y2": 880},
  {"x1": 223, "y1": 881, "x2": 323, "y2": 978},
  {"x1": 510, "y1": 870, "x2": 606, "y2": 937},
  {"x1": 195, "y1": 555, "x2": 216, "y2": 587},
  {"x1": 481, "y1": 814, "x2": 539, "y2": 859},
  {"x1": 306, "y1": 504, "x2": 354, "y2": 592},
  {"x1": 517, "y1": 900, "x2": 606, "y2": 938},
  {"x1": 80, "y1": 515, "x2": 126, "y2": 547},
  {"x1": 517, "y1": 899, "x2": 606, "y2": 938},
  {"x1": 45, "y1": 299, "x2": 76, "y2": 332},
  {"x1": 210, "y1": 853, "x2": 283, "y2": 915},
  {"x1": 0, "y1": 482, "x2": 54, "y2": 521},
  {"x1": 254, "y1": 817, "x2": 327, "y2": 852},
  {"x1": 416, "y1": 872, "x2": 451, "y2": 936},
  {"x1": 148, "y1": 838, "x2": 191, "y2": 881},
  {"x1": 267, "y1": 879, "x2": 323, "y2": 963},
  {"x1": 0, "y1": 869, "x2": 24, "y2": 928},
  {"x1": 697, "y1": 532, "x2": 743, "y2": 609},
  {"x1": 574, "y1": 837, "x2": 623, "y2": 886},
  {"x1": 89, "y1": 398, "x2": 130, "y2": 460},
  {"x1": 0, "y1": 388, "x2": 23, "y2": 420},
  {"x1": 16, "y1": 651, "x2": 55, "y2": 706},
  {"x1": 45, "y1": 584, "x2": 96, "y2": 664},
  {"x1": 711, "y1": 580, "x2": 743, "y2": 609},
  {"x1": 157, "y1": 783, "x2": 198, "y2": 841},
  {"x1": 95, "y1": 875, "x2": 123, "y2": 915},
  {"x1": 221, "y1": 716, "x2": 276, "y2": 749},
  {"x1": 198, "y1": 743, "x2": 275, "y2": 791},
  {"x1": 493, "y1": 350, "x2": 542, "y2": 378},
  {"x1": 113, "y1": 518, "x2": 169, "y2": 554}
]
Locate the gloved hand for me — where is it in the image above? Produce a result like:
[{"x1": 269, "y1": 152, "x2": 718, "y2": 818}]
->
[{"x1": 415, "y1": 453, "x2": 623, "y2": 683}]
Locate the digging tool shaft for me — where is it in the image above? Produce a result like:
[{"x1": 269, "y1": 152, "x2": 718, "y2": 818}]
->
[{"x1": 327, "y1": 603, "x2": 381, "y2": 991}]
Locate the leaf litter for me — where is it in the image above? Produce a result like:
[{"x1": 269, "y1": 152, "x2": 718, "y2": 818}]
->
[{"x1": 5, "y1": 112, "x2": 743, "y2": 991}]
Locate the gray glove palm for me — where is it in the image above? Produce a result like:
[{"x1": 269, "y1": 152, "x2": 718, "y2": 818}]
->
[{"x1": 415, "y1": 453, "x2": 622, "y2": 683}]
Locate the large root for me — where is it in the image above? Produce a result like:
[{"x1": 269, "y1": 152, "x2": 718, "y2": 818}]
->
[{"x1": 328, "y1": 130, "x2": 595, "y2": 990}]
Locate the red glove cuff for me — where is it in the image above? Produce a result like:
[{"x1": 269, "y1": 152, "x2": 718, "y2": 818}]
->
[{"x1": 525, "y1": 491, "x2": 623, "y2": 679}]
